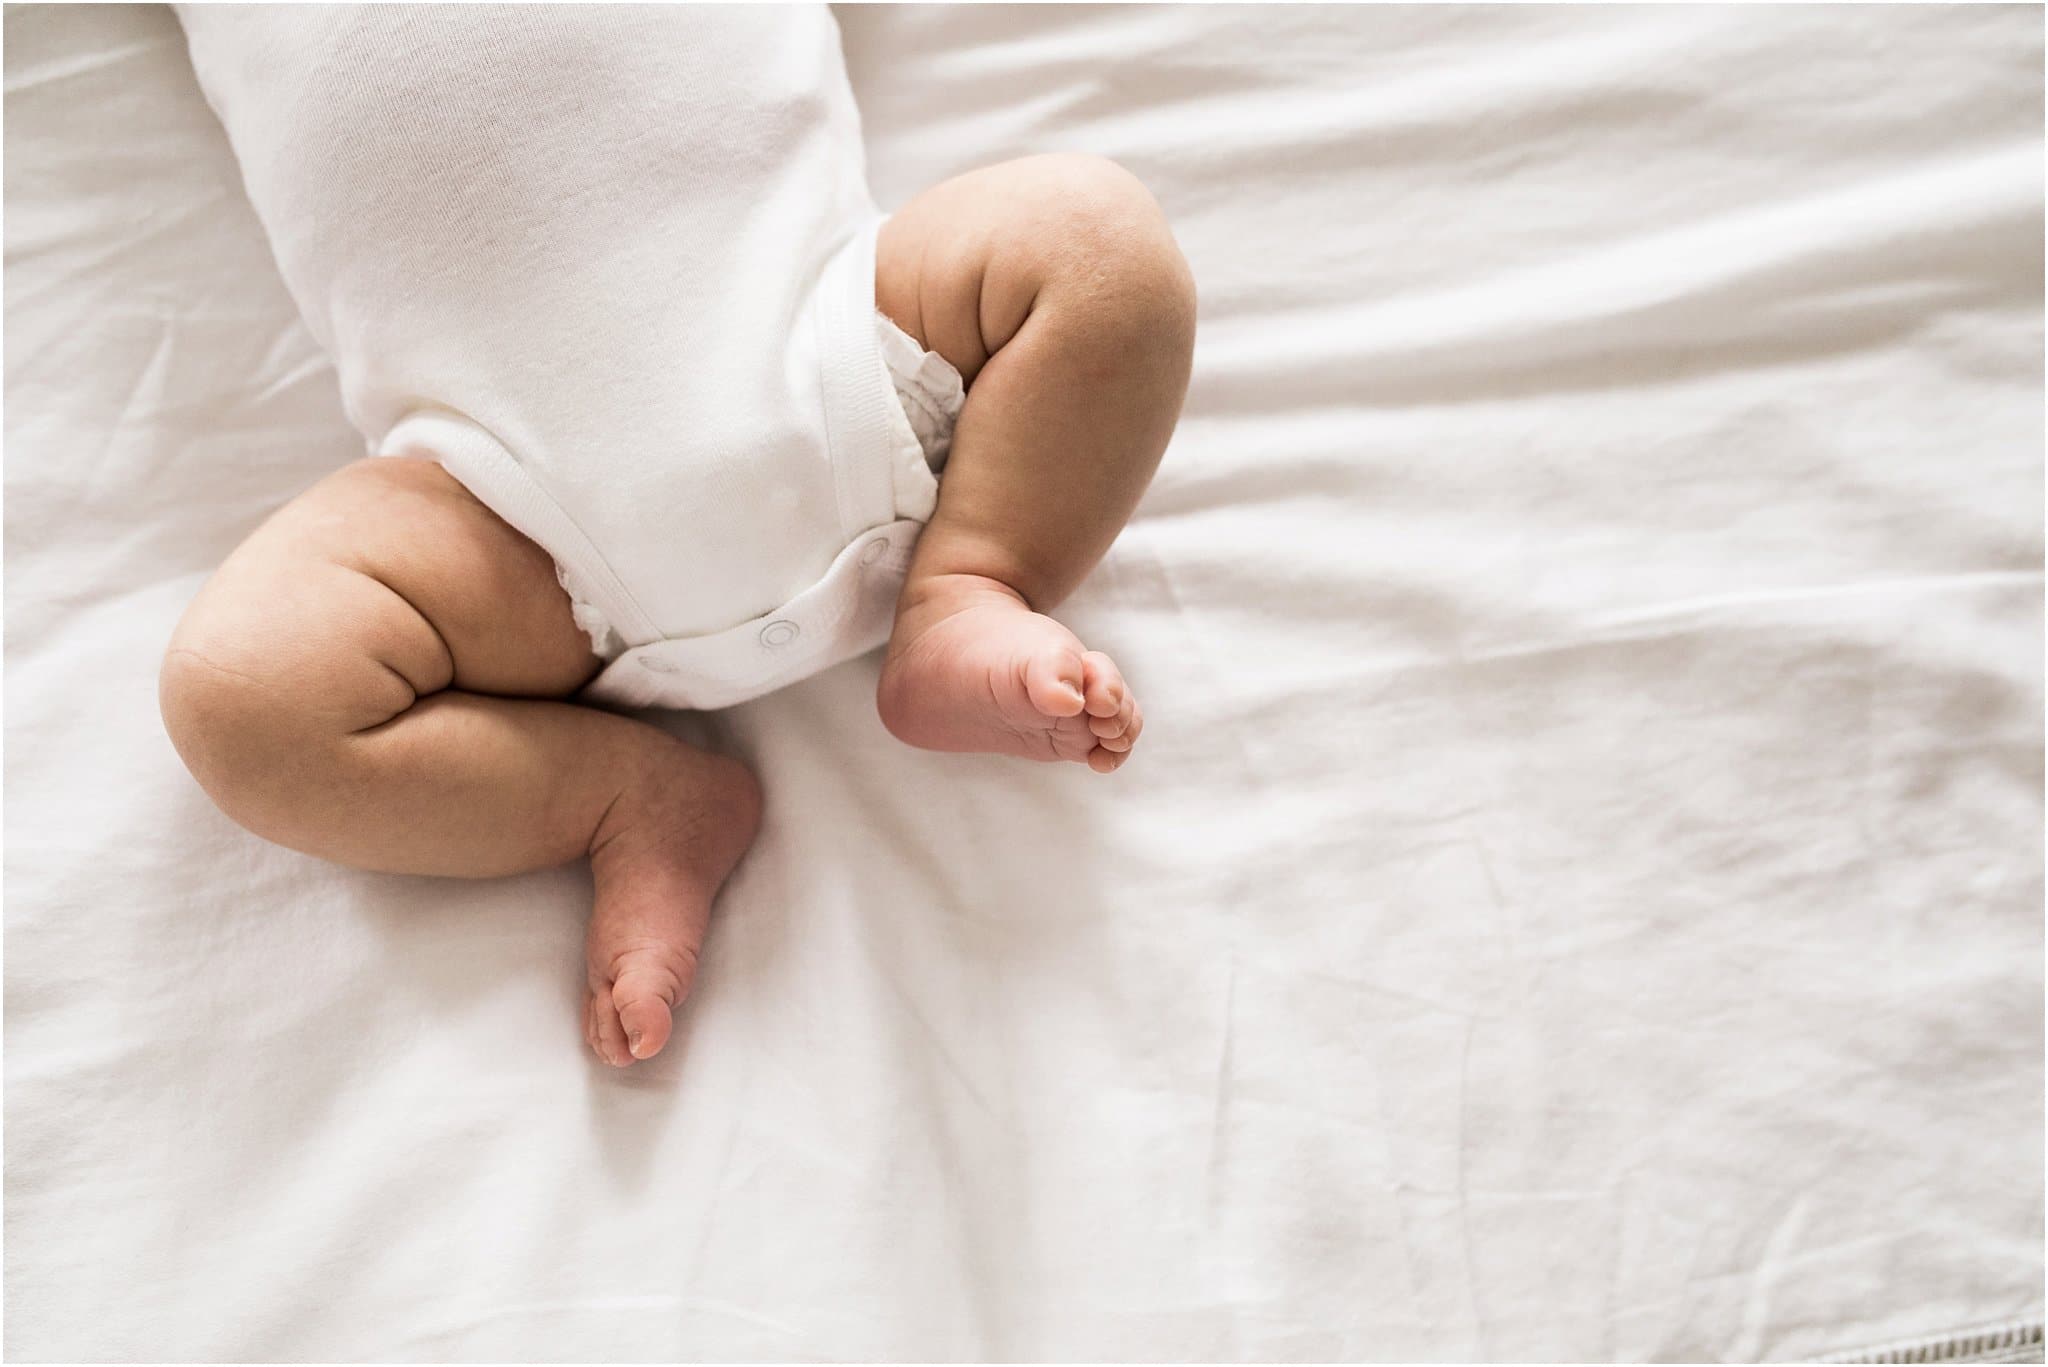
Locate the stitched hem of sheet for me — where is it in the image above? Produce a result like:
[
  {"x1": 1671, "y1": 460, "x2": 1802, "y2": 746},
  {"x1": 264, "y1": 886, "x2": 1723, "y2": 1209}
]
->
[
  {"x1": 565, "y1": 307, "x2": 962, "y2": 667},
  {"x1": 1817, "y1": 1319, "x2": 2046, "y2": 1364}
]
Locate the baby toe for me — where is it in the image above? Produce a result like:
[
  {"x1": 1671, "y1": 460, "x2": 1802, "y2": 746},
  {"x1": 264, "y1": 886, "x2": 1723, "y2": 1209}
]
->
[
  {"x1": 1023, "y1": 647, "x2": 1088, "y2": 719},
  {"x1": 588, "y1": 983, "x2": 632, "y2": 1068},
  {"x1": 615, "y1": 992, "x2": 672, "y2": 1062},
  {"x1": 1081, "y1": 652, "x2": 1126, "y2": 719},
  {"x1": 1087, "y1": 744, "x2": 1130, "y2": 774},
  {"x1": 1088, "y1": 690, "x2": 1136, "y2": 739},
  {"x1": 611, "y1": 963, "x2": 683, "y2": 1062}
]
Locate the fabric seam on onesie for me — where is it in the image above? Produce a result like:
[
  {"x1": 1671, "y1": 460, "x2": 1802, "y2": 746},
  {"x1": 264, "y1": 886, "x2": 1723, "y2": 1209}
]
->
[{"x1": 816, "y1": 215, "x2": 904, "y2": 541}]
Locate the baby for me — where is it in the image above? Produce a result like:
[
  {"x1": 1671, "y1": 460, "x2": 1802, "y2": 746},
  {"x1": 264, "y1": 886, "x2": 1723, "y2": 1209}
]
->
[{"x1": 159, "y1": 8, "x2": 1194, "y2": 1067}]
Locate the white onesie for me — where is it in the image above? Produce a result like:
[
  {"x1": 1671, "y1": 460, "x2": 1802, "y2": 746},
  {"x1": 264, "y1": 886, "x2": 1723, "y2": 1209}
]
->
[{"x1": 178, "y1": 5, "x2": 964, "y2": 710}]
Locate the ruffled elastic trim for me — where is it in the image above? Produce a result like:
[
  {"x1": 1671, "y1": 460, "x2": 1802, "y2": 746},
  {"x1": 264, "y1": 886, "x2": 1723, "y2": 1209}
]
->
[
  {"x1": 557, "y1": 563, "x2": 625, "y2": 663},
  {"x1": 875, "y1": 311, "x2": 964, "y2": 469}
]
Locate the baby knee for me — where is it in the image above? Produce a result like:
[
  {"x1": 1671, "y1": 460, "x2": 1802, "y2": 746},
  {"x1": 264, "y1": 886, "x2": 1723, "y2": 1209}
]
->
[
  {"x1": 159, "y1": 569, "x2": 408, "y2": 836},
  {"x1": 159, "y1": 622, "x2": 312, "y2": 832},
  {"x1": 1031, "y1": 154, "x2": 1197, "y2": 355}
]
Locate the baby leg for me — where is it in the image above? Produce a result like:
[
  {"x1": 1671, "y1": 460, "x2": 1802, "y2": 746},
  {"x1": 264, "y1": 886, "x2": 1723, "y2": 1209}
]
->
[
  {"x1": 874, "y1": 155, "x2": 1196, "y2": 771},
  {"x1": 159, "y1": 458, "x2": 758, "y2": 1066}
]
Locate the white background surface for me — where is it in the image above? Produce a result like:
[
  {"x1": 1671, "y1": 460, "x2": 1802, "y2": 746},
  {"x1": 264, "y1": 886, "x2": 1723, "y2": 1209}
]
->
[{"x1": 5, "y1": 4, "x2": 2041, "y2": 1360}]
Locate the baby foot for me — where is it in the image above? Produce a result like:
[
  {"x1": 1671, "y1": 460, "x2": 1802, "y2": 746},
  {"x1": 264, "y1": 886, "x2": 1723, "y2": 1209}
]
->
[
  {"x1": 876, "y1": 576, "x2": 1144, "y2": 772},
  {"x1": 582, "y1": 743, "x2": 760, "y2": 1067}
]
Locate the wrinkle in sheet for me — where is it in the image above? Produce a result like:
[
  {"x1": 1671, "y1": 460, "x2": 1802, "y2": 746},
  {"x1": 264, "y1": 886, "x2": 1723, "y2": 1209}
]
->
[
  {"x1": 1, "y1": 32, "x2": 164, "y2": 95},
  {"x1": 1197, "y1": 145, "x2": 2039, "y2": 410},
  {"x1": 1067, "y1": 13, "x2": 1720, "y2": 183},
  {"x1": 872, "y1": 964, "x2": 999, "y2": 1121},
  {"x1": 1202, "y1": 952, "x2": 1237, "y2": 1232},
  {"x1": 394, "y1": 1293, "x2": 808, "y2": 1359},
  {"x1": 5, "y1": 190, "x2": 238, "y2": 297}
]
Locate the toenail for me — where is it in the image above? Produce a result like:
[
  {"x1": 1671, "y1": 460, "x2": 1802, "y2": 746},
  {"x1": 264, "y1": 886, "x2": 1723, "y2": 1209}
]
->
[
  {"x1": 759, "y1": 619, "x2": 801, "y2": 649},
  {"x1": 859, "y1": 538, "x2": 890, "y2": 566}
]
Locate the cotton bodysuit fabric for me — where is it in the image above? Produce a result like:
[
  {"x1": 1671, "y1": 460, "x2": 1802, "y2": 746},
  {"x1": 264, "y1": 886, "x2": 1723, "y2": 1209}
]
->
[{"x1": 178, "y1": 5, "x2": 963, "y2": 710}]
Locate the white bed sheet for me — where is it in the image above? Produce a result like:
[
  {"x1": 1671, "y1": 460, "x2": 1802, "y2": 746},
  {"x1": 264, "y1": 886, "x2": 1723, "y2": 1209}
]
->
[{"x1": 5, "y1": 4, "x2": 2041, "y2": 1361}]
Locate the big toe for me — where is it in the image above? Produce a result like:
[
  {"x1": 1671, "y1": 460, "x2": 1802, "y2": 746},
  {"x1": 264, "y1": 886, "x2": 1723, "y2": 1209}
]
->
[
  {"x1": 1023, "y1": 647, "x2": 1088, "y2": 719},
  {"x1": 608, "y1": 949, "x2": 695, "y2": 1062},
  {"x1": 1080, "y1": 652, "x2": 1130, "y2": 718}
]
